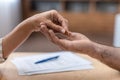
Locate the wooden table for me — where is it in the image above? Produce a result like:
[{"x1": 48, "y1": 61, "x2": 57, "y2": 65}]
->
[{"x1": 0, "y1": 52, "x2": 120, "y2": 80}]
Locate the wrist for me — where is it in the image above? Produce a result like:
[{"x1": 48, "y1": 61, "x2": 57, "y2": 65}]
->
[
  {"x1": 88, "y1": 42, "x2": 105, "y2": 59},
  {"x1": 76, "y1": 41, "x2": 97, "y2": 55},
  {"x1": 26, "y1": 14, "x2": 43, "y2": 32},
  {"x1": 20, "y1": 18, "x2": 35, "y2": 33}
]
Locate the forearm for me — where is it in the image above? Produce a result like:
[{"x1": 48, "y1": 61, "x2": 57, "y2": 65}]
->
[
  {"x1": 88, "y1": 42, "x2": 120, "y2": 71},
  {"x1": 2, "y1": 20, "x2": 33, "y2": 58}
]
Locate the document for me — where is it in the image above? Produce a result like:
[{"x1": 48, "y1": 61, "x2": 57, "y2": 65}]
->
[{"x1": 11, "y1": 51, "x2": 93, "y2": 75}]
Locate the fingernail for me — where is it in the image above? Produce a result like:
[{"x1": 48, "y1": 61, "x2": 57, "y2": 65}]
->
[
  {"x1": 40, "y1": 22, "x2": 45, "y2": 25},
  {"x1": 40, "y1": 24, "x2": 44, "y2": 28},
  {"x1": 61, "y1": 29, "x2": 65, "y2": 33}
]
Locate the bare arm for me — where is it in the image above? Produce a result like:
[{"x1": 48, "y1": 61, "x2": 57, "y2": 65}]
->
[
  {"x1": 2, "y1": 10, "x2": 68, "y2": 59},
  {"x1": 91, "y1": 42, "x2": 120, "y2": 70},
  {"x1": 2, "y1": 20, "x2": 33, "y2": 59}
]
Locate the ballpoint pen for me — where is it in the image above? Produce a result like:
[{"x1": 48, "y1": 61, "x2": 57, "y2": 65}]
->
[{"x1": 35, "y1": 55, "x2": 59, "y2": 64}]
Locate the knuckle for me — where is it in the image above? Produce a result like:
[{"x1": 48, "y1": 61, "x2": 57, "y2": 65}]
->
[
  {"x1": 46, "y1": 20, "x2": 51, "y2": 23},
  {"x1": 33, "y1": 13, "x2": 40, "y2": 19},
  {"x1": 51, "y1": 10, "x2": 58, "y2": 13},
  {"x1": 50, "y1": 10, "x2": 59, "y2": 16}
]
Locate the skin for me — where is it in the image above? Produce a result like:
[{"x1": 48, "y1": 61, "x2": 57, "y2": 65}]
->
[
  {"x1": 40, "y1": 24, "x2": 120, "y2": 71},
  {"x1": 2, "y1": 10, "x2": 68, "y2": 59}
]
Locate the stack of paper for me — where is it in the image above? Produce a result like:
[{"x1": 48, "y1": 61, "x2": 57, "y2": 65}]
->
[{"x1": 11, "y1": 51, "x2": 93, "y2": 75}]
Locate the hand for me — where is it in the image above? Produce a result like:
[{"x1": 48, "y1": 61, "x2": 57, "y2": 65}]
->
[
  {"x1": 40, "y1": 25, "x2": 94, "y2": 54},
  {"x1": 26, "y1": 10, "x2": 68, "y2": 33},
  {"x1": 2, "y1": 10, "x2": 68, "y2": 59}
]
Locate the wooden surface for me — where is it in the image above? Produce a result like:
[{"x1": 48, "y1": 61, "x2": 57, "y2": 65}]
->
[{"x1": 0, "y1": 52, "x2": 120, "y2": 80}]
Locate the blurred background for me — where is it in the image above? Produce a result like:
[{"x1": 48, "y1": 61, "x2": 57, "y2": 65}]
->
[{"x1": 0, "y1": 0, "x2": 120, "y2": 52}]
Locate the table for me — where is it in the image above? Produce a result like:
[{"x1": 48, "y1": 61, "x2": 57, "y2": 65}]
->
[{"x1": 0, "y1": 52, "x2": 120, "y2": 80}]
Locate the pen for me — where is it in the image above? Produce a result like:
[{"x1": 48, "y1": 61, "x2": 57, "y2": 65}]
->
[{"x1": 35, "y1": 55, "x2": 59, "y2": 64}]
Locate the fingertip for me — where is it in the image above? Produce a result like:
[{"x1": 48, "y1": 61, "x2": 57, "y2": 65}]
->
[
  {"x1": 62, "y1": 20, "x2": 69, "y2": 30},
  {"x1": 40, "y1": 22, "x2": 45, "y2": 25},
  {"x1": 49, "y1": 30, "x2": 54, "y2": 35},
  {"x1": 65, "y1": 30, "x2": 71, "y2": 36},
  {"x1": 61, "y1": 29, "x2": 65, "y2": 33},
  {"x1": 40, "y1": 24, "x2": 49, "y2": 34},
  {"x1": 40, "y1": 25, "x2": 45, "y2": 32}
]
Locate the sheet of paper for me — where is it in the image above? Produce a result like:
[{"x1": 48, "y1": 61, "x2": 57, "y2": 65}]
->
[
  {"x1": 114, "y1": 14, "x2": 120, "y2": 47},
  {"x1": 11, "y1": 51, "x2": 93, "y2": 75}
]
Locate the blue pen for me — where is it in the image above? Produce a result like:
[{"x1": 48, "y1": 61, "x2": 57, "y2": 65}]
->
[{"x1": 35, "y1": 55, "x2": 59, "y2": 64}]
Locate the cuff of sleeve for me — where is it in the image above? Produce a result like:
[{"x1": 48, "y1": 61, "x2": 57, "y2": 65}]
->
[{"x1": 0, "y1": 38, "x2": 5, "y2": 62}]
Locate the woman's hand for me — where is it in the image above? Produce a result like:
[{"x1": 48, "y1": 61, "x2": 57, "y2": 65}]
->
[
  {"x1": 26, "y1": 10, "x2": 68, "y2": 33},
  {"x1": 2, "y1": 10, "x2": 68, "y2": 58}
]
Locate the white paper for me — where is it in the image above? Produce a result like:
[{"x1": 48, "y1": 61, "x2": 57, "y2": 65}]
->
[{"x1": 11, "y1": 51, "x2": 93, "y2": 75}]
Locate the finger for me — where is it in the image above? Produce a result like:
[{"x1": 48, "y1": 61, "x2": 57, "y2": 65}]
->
[
  {"x1": 48, "y1": 30, "x2": 60, "y2": 44},
  {"x1": 52, "y1": 11, "x2": 69, "y2": 30},
  {"x1": 40, "y1": 25, "x2": 44, "y2": 33},
  {"x1": 61, "y1": 19, "x2": 69, "y2": 30},
  {"x1": 48, "y1": 31, "x2": 66, "y2": 50},
  {"x1": 40, "y1": 22, "x2": 46, "y2": 32},
  {"x1": 33, "y1": 25, "x2": 41, "y2": 32},
  {"x1": 40, "y1": 24, "x2": 45, "y2": 32},
  {"x1": 52, "y1": 15, "x2": 69, "y2": 35},
  {"x1": 44, "y1": 20, "x2": 66, "y2": 34},
  {"x1": 61, "y1": 19, "x2": 70, "y2": 36},
  {"x1": 40, "y1": 25, "x2": 51, "y2": 40},
  {"x1": 48, "y1": 30, "x2": 70, "y2": 49}
]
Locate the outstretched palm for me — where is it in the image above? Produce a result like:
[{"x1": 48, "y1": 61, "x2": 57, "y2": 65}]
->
[{"x1": 44, "y1": 30, "x2": 92, "y2": 53}]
